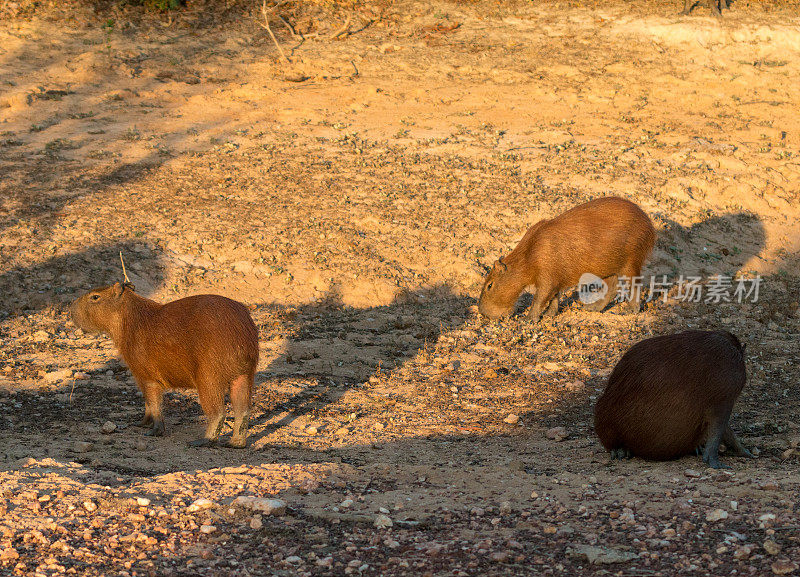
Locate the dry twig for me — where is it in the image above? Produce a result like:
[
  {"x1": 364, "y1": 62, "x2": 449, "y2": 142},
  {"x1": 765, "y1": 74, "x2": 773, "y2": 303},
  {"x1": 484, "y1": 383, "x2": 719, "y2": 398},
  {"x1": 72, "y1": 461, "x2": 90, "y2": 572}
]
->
[
  {"x1": 260, "y1": 0, "x2": 291, "y2": 64},
  {"x1": 328, "y1": 14, "x2": 353, "y2": 40}
]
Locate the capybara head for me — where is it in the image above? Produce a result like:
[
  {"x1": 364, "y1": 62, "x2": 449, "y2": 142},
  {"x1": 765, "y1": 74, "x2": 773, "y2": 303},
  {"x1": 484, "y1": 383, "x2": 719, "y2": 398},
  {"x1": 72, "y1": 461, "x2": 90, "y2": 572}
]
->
[
  {"x1": 71, "y1": 282, "x2": 132, "y2": 334},
  {"x1": 477, "y1": 258, "x2": 523, "y2": 319}
]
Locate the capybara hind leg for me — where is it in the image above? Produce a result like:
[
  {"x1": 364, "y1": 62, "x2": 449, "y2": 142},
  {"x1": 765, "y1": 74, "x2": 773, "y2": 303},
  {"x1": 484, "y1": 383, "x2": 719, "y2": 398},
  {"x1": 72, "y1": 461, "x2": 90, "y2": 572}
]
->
[
  {"x1": 228, "y1": 374, "x2": 252, "y2": 449},
  {"x1": 702, "y1": 413, "x2": 732, "y2": 469},
  {"x1": 141, "y1": 383, "x2": 165, "y2": 437},
  {"x1": 723, "y1": 425, "x2": 754, "y2": 458},
  {"x1": 192, "y1": 386, "x2": 225, "y2": 447},
  {"x1": 583, "y1": 275, "x2": 618, "y2": 312},
  {"x1": 708, "y1": 0, "x2": 722, "y2": 16},
  {"x1": 682, "y1": 0, "x2": 696, "y2": 13}
]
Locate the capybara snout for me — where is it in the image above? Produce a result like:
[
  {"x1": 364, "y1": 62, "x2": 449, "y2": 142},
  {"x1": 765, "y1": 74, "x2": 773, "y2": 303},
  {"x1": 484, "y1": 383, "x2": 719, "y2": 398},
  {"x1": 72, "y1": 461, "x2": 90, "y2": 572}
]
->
[
  {"x1": 478, "y1": 259, "x2": 520, "y2": 319},
  {"x1": 72, "y1": 282, "x2": 259, "y2": 448},
  {"x1": 478, "y1": 197, "x2": 656, "y2": 321},
  {"x1": 594, "y1": 330, "x2": 752, "y2": 469},
  {"x1": 71, "y1": 283, "x2": 130, "y2": 334}
]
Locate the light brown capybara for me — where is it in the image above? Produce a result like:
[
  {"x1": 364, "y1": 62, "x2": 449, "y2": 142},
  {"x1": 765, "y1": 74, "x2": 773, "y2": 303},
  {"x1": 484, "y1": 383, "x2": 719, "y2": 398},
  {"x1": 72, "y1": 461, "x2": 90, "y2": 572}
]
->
[
  {"x1": 594, "y1": 330, "x2": 753, "y2": 469},
  {"x1": 478, "y1": 196, "x2": 656, "y2": 320},
  {"x1": 71, "y1": 282, "x2": 259, "y2": 448}
]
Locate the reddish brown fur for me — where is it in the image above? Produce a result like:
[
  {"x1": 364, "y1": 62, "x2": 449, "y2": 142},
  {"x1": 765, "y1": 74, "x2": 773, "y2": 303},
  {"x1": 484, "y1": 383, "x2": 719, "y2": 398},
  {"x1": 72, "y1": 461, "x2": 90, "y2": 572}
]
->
[
  {"x1": 594, "y1": 330, "x2": 751, "y2": 469},
  {"x1": 478, "y1": 197, "x2": 656, "y2": 320},
  {"x1": 71, "y1": 283, "x2": 259, "y2": 448}
]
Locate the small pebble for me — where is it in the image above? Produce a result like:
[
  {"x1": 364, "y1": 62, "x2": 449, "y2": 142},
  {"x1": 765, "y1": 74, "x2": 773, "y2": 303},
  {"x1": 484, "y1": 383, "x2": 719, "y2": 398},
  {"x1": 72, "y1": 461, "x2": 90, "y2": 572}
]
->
[
  {"x1": 136, "y1": 497, "x2": 150, "y2": 507},
  {"x1": 250, "y1": 515, "x2": 263, "y2": 530},
  {"x1": 101, "y1": 421, "x2": 117, "y2": 434},
  {"x1": 546, "y1": 426, "x2": 568, "y2": 441},
  {"x1": 763, "y1": 540, "x2": 781, "y2": 555},
  {"x1": 706, "y1": 508, "x2": 728, "y2": 522},
  {"x1": 199, "y1": 525, "x2": 216, "y2": 534},
  {"x1": 374, "y1": 514, "x2": 392, "y2": 529},
  {"x1": 772, "y1": 559, "x2": 798, "y2": 575},
  {"x1": 504, "y1": 413, "x2": 520, "y2": 425}
]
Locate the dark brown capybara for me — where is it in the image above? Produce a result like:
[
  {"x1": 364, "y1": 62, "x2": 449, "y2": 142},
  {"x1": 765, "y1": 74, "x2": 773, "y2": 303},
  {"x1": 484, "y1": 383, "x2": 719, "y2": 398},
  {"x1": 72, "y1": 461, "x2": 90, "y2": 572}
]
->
[
  {"x1": 594, "y1": 330, "x2": 753, "y2": 469},
  {"x1": 478, "y1": 197, "x2": 656, "y2": 321},
  {"x1": 71, "y1": 282, "x2": 259, "y2": 448},
  {"x1": 682, "y1": 0, "x2": 727, "y2": 17}
]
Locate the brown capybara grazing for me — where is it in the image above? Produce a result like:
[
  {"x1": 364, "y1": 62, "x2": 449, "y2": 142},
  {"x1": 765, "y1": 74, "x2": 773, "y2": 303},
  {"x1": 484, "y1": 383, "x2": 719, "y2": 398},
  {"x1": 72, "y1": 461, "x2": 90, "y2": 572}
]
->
[
  {"x1": 594, "y1": 330, "x2": 753, "y2": 469},
  {"x1": 71, "y1": 283, "x2": 259, "y2": 448},
  {"x1": 478, "y1": 197, "x2": 656, "y2": 321}
]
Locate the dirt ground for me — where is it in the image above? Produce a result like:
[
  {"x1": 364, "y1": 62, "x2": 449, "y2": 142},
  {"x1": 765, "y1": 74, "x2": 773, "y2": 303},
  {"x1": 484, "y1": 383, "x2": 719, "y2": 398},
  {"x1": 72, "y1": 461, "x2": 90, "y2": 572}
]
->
[{"x1": 1, "y1": 0, "x2": 800, "y2": 575}]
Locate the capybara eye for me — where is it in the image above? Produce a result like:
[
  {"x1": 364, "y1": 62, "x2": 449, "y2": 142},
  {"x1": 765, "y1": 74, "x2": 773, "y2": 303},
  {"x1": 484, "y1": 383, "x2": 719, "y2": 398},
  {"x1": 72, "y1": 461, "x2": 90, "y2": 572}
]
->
[
  {"x1": 90, "y1": 294, "x2": 101, "y2": 301},
  {"x1": 486, "y1": 282, "x2": 494, "y2": 291}
]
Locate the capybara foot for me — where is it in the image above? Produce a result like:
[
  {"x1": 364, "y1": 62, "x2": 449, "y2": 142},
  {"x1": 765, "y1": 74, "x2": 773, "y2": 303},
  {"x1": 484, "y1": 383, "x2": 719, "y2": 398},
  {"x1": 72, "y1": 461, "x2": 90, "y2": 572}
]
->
[
  {"x1": 139, "y1": 414, "x2": 154, "y2": 427},
  {"x1": 227, "y1": 437, "x2": 247, "y2": 449},
  {"x1": 703, "y1": 455, "x2": 730, "y2": 469},
  {"x1": 188, "y1": 437, "x2": 217, "y2": 448},
  {"x1": 145, "y1": 420, "x2": 165, "y2": 437},
  {"x1": 610, "y1": 448, "x2": 631, "y2": 460}
]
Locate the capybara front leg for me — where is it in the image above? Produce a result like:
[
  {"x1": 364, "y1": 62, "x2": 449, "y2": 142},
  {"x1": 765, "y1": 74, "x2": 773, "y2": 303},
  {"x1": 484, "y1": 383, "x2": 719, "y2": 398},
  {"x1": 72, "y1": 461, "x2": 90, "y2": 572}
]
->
[
  {"x1": 707, "y1": 0, "x2": 722, "y2": 16},
  {"x1": 228, "y1": 374, "x2": 253, "y2": 449},
  {"x1": 583, "y1": 275, "x2": 618, "y2": 313},
  {"x1": 682, "y1": 0, "x2": 697, "y2": 14},
  {"x1": 610, "y1": 448, "x2": 631, "y2": 460},
  {"x1": 723, "y1": 424, "x2": 754, "y2": 458},
  {"x1": 528, "y1": 287, "x2": 558, "y2": 321},
  {"x1": 141, "y1": 383, "x2": 165, "y2": 437}
]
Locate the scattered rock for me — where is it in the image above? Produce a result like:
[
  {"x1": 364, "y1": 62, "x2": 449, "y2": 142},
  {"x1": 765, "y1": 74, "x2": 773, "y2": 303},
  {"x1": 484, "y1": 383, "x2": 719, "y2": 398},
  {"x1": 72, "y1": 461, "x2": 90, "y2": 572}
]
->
[
  {"x1": 546, "y1": 426, "x2": 568, "y2": 441},
  {"x1": 286, "y1": 555, "x2": 302, "y2": 564},
  {"x1": 250, "y1": 515, "x2": 263, "y2": 530},
  {"x1": 186, "y1": 498, "x2": 214, "y2": 513},
  {"x1": 340, "y1": 499, "x2": 354, "y2": 509},
  {"x1": 199, "y1": 525, "x2": 216, "y2": 534},
  {"x1": 772, "y1": 559, "x2": 798, "y2": 575},
  {"x1": 233, "y1": 497, "x2": 287, "y2": 516},
  {"x1": 568, "y1": 544, "x2": 638, "y2": 564},
  {"x1": 101, "y1": 421, "x2": 117, "y2": 434},
  {"x1": 760, "y1": 480, "x2": 780, "y2": 491},
  {"x1": 764, "y1": 540, "x2": 781, "y2": 555},
  {"x1": 135, "y1": 439, "x2": 148, "y2": 451},
  {"x1": 706, "y1": 509, "x2": 728, "y2": 522},
  {"x1": 565, "y1": 380, "x2": 585, "y2": 392},
  {"x1": 374, "y1": 514, "x2": 392, "y2": 529},
  {"x1": 684, "y1": 469, "x2": 701, "y2": 478},
  {"x1": 82, "y1": 500, "x2": 97, "y2": 512},
  {"x1": 503, "y1": 413, "x2": 519, "y2": 425},
  {"x1": 43, "y1": 369, "x2": 72, "y2": 384},
  {"x1": 72, "y1": 441, "x2": 94, "y2": 453},
  {"x1": 135, "y1": 497, "x2": 150, "y2": 507}
]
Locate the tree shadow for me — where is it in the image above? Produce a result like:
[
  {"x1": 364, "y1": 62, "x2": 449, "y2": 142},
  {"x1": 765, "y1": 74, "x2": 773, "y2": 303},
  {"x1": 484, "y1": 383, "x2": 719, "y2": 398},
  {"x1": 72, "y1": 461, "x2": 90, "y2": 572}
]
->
[
  {"x1": 0, "y1": 239, "x2": 166, "y2": 322},
  {"x1": 246, "y1": 284, "x2": 473, "y2": 447}
]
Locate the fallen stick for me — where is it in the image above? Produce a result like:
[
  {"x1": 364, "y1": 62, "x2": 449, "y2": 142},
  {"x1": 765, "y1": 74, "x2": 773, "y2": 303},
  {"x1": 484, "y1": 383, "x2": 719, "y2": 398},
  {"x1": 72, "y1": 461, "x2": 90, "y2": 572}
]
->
[{"x1": 260, "y1": 0, "x2": 290, "y2": 64}]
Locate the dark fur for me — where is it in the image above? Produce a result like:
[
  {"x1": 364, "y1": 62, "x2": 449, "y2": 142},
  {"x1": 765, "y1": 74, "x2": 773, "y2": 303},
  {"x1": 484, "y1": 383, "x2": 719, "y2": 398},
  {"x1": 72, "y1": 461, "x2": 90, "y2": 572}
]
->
[
  {"x1": 71, "y1": 283, "x2": 259, "y2": 448},
  {"x1": 682, "y1": 0, "x2": 728, "y2": 17},
  {"x1": 478, "y1": 197, "x2": 656, "y2": 320},
  {"x1": 594, "y1": 330, "x2": 752, "y2": 469}
]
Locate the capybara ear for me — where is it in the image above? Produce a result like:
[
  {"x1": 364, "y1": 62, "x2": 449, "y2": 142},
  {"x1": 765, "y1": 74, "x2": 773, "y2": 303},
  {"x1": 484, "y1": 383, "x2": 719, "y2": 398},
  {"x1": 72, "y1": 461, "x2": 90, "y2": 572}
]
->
[
  {"x1": 496, "y1": 258, "x2": 508, "y2": 272},
  {"x1": 123, "y1": 282, "x2": 136, "y2": 293},
  {"x1": 112, "y1": 282, "x2": 124, "y2": 298}
]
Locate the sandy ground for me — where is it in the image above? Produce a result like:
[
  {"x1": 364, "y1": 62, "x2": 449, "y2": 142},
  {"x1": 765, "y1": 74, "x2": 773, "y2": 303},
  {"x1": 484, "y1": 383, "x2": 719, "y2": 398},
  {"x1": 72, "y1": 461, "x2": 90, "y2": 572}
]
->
[{"x1": 1, "y1": 0, "x2": 800, "y2": 575}]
